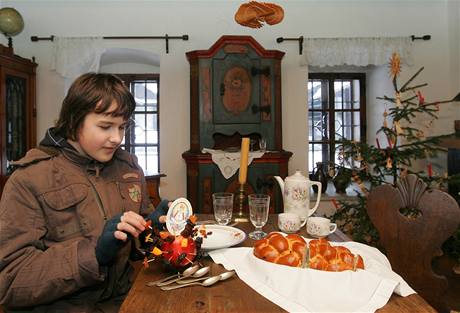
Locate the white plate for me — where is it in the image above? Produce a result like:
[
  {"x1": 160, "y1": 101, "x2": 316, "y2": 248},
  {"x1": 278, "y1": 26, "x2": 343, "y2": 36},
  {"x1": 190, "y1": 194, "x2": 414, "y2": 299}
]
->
[
  {"x1": 165, "y1": 198, "x2": 193, "y2": 236},
  {"x1": 198, "y1": 224, "x2": 246, "y2": 251}
]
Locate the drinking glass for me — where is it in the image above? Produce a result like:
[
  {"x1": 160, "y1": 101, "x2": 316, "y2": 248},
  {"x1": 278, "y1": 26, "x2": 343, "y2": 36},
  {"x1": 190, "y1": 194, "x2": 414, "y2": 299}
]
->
[
  {"x1": 248, "y1": 194, "x2": 270, "y2": 240},
  {"x1": 212, "y1": 192, "x2": 234, "y2": 225}
]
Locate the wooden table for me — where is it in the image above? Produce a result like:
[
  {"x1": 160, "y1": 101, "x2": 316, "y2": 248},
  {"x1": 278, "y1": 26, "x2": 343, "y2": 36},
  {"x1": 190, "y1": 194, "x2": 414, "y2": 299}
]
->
[{"x1": 120, "y1": 215, "x2": 436, "y2": 313}]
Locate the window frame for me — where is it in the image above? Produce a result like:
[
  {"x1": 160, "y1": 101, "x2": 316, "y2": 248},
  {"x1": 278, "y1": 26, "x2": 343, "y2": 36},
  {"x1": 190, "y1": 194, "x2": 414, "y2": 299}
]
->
[
  {"x1": 308, "y1": 72, "x2": 367, "y2": 171},
  {"x1": 117, "y1": 73, "x2": 160, "y2": 174}
]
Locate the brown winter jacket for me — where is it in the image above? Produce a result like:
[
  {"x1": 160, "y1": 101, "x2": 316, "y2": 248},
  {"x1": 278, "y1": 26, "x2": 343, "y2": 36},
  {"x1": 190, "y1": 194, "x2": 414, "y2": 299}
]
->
[{"x1": 0, "y1": 142, "x2": 152, "y2": 312}]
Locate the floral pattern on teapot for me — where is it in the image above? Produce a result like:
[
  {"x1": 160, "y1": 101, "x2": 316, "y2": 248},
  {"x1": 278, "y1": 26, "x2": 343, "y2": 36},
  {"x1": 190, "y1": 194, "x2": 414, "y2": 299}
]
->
[{"x1": 288, "y1": 186, "x2": 309, "y2": 201}]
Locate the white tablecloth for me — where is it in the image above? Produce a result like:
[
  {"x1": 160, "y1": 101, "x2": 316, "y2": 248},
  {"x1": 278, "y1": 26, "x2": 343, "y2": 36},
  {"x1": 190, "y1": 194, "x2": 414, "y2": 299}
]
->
[
  {"x1": 202, "y1": 148, "x2": 265, "y2": 179},
  {"x1": 209, "y1": 240, "x2": 415, "y2": 313}
]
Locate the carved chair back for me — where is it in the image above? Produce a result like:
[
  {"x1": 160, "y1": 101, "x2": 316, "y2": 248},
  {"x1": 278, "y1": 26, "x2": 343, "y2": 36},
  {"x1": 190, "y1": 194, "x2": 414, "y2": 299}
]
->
[{"x1": 367, "y1": 174, "x2": 460, "y2": 312}]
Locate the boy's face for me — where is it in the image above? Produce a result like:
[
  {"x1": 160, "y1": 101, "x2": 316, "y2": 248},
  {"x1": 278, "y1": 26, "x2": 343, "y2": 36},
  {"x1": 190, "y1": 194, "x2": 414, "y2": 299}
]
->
[{"x1": 74, "y1": 101, "x2": 128, "y2": 163}]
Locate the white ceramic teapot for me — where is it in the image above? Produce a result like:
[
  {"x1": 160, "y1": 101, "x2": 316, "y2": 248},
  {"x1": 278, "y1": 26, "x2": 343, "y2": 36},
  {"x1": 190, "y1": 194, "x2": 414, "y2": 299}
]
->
[{"x1": 274, "y1": 171, "x2": 322, "y2": 226}]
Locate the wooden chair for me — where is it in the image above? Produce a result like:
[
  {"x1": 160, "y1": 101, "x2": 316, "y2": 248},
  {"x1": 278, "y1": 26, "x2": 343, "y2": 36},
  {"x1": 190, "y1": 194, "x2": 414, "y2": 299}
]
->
[
  {"x1": 145, "y1": 173, "x2": 166, "y2": 207},
  {"x1": 367, "y1": 174, "x2": 460, "y2": 313}
]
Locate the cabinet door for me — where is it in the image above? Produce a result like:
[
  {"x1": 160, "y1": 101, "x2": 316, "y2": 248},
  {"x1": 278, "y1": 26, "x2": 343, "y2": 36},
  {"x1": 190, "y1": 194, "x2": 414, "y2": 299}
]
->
[
  {"x1": 0, "y1": 68, "x2": 35, "y2": 192},
  {"x1": 196, "y1": 162, "x2": 280, "y2": 214},
  {"x1": 5, "y1": 72, "x2": 28, "y2": 172},
  {"x1": 212, "y1": 54, "x2": 261, "y2": 124}
]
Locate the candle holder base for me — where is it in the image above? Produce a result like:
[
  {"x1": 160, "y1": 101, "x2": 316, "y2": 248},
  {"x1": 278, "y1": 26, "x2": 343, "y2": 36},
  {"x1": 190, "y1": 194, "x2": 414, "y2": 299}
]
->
[
  {"x1": 235, "y1": 183, "x2": 249, "y2": 223},
  {"x1": 234, "y1": 213, "x2": 249, "y2": 223},
  {"x1": 234, "y1": 218, "x2": 249, "y2": 223}
]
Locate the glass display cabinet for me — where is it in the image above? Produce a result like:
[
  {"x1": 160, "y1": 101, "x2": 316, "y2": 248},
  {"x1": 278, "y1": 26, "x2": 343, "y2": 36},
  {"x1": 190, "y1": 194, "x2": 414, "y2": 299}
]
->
[{"x1": 0, "y1": 44, "x2": 37, "y2": 194}]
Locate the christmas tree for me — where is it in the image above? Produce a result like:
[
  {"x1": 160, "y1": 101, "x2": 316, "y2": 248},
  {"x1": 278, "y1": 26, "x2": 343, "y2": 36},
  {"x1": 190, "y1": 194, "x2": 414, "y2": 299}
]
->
[{"x1": 331, "y1": 53, "x2": 460, "y2": 256}]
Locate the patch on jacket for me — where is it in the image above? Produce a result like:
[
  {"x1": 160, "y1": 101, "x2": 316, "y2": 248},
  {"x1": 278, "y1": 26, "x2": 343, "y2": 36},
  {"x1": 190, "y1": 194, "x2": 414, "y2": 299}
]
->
[
  {"x1": 128, "y1": 184, "x2": 142, "y2": 202},
  {"x1": 123, "y1": 172, "x2": 139, "y2": 179}
]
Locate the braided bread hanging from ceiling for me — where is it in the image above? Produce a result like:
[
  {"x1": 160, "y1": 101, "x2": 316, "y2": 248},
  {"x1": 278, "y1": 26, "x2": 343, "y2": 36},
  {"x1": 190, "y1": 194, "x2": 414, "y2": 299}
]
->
[{"x1": 234, "y1": 1, "x2": 284, "y2": 28}]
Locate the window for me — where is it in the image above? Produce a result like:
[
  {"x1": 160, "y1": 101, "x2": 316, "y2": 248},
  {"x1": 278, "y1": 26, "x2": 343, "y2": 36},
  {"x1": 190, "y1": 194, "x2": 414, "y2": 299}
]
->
[
  {"x1": 307, "y1": 73, "x2": 366, "y2": 172},
  {"x1": 118, "y1": 74, "x2": 160, "y2": 175}
]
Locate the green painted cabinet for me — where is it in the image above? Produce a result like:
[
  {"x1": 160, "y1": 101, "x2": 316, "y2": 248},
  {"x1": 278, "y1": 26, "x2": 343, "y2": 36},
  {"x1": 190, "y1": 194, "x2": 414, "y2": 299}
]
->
[{"x1": 183, "y1": 36, "x2": 292, "y2": 213}]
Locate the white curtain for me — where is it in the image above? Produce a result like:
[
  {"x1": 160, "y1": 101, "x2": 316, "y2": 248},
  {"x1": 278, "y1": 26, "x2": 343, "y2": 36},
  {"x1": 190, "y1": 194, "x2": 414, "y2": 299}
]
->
[
  {"x1": 302, "y1": 37, "x2": 413, "y2": 67},
  {"x1": 51, "y1": 37, "x2": 106, "y2": 91}
]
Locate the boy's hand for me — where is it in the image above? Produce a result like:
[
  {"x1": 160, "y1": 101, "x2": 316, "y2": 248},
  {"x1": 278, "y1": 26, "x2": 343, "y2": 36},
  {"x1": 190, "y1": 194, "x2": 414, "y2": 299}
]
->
[
  {"x1": 146, "y1": 199, "x2": 170, "y2": 230},
  {"x1": 95, "y1": 211, "x2": 146, "y2": 265}
]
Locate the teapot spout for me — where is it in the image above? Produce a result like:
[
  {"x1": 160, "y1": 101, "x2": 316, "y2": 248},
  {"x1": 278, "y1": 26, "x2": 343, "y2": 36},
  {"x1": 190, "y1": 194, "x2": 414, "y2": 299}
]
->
[{"x1": 273, "y1": 176, "x2": 284, "y2": 193}]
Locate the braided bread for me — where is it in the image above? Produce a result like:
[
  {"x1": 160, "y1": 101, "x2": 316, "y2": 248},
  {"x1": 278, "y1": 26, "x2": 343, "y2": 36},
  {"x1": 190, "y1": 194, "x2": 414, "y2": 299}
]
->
[
  {"x1": 234, "y1": 1, "x2": 284, "y2": 28},
  {"x1": 309, "y1": 238, "x2": 364, "y2": 271},
  {"x1": 253, "y1": 233, "x2": 365, "y2": 271},
  {"x1": 254, "y1": 232, "x2": 306, "y2": 267}
]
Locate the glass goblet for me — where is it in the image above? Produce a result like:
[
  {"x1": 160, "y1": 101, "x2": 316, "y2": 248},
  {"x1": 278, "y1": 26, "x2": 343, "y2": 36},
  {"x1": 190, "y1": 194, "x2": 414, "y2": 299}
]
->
[
  {"x1": 248, "y1": 194, "x2": 270, "y2": 240},
  {"x1": 212, "y1": 192, "x2": 234, "y2": 225}
]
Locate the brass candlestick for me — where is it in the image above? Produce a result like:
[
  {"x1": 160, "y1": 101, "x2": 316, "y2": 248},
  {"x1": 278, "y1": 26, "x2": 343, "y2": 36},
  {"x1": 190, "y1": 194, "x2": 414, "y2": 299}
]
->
[{"x1": 235, "y1": 183, "x2": 249, "y2": 222}]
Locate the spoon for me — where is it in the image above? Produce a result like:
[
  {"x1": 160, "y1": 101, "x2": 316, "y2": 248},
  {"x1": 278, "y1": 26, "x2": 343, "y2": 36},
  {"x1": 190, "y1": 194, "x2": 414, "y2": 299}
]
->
[
  {"x1": 160, "y1": 275, "x2": 221, "y2": 290},
  {"x1": 146, "y1": 264, "x2": 200, "y2": 287},
  {"x1": 177, "y1": 270, "x2": 235, "y2": 284},
  {"x1": 156, "y1": 266, "x2": 211, "y2": 287},
  {"x1": 161, "y1": 271, "x2": 235, "y2": 290}
]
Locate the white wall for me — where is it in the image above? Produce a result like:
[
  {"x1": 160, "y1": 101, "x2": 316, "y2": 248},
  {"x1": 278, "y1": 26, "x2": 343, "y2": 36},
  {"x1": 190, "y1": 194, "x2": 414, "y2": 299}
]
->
[
  {"x1": 366, "y1": 66, "x2": 392, "y2": 147},
  {"x1": 2, "y1": 0, "x2": 459, "y2": 201},
  {"x1": 99, "y1": 63, "x2": 159, "y2": 74}
]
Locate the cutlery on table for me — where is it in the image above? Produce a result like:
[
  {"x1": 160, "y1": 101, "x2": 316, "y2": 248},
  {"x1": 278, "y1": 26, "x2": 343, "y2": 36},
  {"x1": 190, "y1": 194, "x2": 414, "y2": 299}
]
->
[
  {"x1": 160, "y1": 271, "x2": 235, "y2": 290},
  {"x1": 146, "y1": 263, "x2": 200, "y2": 287},
  {"x1": 156, "y1": 266, "x2": 211, "y2": 287},
  {"x1": 177, "y1": 270, "x2": 235, "y2": 284}
]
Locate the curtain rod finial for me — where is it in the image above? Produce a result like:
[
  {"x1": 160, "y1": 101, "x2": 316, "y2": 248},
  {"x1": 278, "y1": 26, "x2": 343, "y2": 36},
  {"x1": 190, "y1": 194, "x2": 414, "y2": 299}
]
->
[
  {"x1": 276, "y1": 37, "x2": 284, "y2": 43},
  {"x1": 452, "y1": 91, "x2": 460, "y2": 102},
  {"x1": 411, "y1": 35, "x2": 431, "y2": 41}
]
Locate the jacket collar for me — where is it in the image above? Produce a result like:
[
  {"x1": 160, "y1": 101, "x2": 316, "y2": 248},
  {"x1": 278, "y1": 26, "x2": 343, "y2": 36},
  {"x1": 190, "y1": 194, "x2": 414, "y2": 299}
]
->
[{"x1": 40, "y1": 128, "x2": 107, "y2": 175}]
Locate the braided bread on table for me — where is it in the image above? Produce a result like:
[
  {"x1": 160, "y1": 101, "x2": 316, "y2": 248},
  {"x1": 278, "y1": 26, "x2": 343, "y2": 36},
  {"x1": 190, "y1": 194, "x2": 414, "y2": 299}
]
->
[
  {"x1": 309, "y1": 238, "x2": 364, "y2": 271},
  {"x1": 254, "y1": 232, "x2": 307, "y2": 267},
  {"x1": 253, "y1": 232, "x2": 365, "y2": 271}
]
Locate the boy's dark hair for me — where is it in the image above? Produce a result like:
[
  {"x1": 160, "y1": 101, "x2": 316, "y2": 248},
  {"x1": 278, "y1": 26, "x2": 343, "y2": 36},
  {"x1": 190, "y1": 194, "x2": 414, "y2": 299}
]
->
[{"x1": 55, "y1": 72, "x2": 135, "y2": 140}]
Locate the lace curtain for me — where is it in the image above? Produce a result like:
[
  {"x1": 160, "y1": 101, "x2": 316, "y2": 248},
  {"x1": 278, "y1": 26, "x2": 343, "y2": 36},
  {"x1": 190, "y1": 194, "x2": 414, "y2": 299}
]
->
[
  {"x1": 51, "y1": 37, "x2": 106, "y2": 90},
  {"x1": 301, "y1": 37, "x2": 413, "y2": 67}
]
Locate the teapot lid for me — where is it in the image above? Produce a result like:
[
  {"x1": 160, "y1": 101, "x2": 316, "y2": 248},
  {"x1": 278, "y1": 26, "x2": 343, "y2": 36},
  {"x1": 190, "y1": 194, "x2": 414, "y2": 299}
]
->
[{"x1": 286, "y1": 170, "x2": 308, "y2": 182}]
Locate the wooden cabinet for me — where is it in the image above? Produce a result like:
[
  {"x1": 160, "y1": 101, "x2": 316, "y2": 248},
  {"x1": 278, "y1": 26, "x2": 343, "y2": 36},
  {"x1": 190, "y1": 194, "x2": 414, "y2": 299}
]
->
[
  {"x1": 182, "y1": 36, "x2": 292, "y2": 213},
  {"x1": 0, "y1": 44, "x2": 37, "y2": 194},
  {"x1": 183, "y1": 151, "x2": 291, "y2": 214}
]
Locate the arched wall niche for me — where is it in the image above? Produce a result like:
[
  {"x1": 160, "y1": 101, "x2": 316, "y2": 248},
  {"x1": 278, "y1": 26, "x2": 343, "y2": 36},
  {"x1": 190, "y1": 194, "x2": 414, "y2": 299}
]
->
[{"x1": 99, "y1": 47, "x2": 160, "y2": 73}]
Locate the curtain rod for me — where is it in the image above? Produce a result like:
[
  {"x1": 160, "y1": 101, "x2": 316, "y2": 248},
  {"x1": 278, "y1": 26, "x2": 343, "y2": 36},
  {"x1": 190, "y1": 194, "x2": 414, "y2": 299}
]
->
[
  {"x1": 276, "y1": 35, "x2": 431, "y2": 55},
  {"x1": 30, "y1": 34, "x2": 189, "y2": 54}
]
